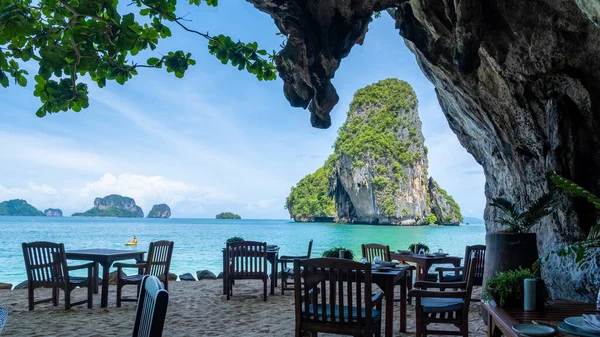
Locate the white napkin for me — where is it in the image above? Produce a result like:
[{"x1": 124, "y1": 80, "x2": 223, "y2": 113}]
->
[{"x1": 583, "y1": 314, "x2": 600, "y2": 330}]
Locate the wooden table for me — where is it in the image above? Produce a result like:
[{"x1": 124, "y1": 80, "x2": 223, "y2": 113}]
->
[
  {"x1": 390, "y1": 252, "x2": 462, "y2": 280},
  {"x1": 66, "y1": 249, "x2": 145, "y2": 308},
  {"x1": 482, "y1": 300, "x2": 599, "y2": 337},
  {"x1": 222, "y1": 246, "x2": 280, "y2": 296},
  {"x1": 371, "y1": 267, "x2": 409, "y2": 337}
]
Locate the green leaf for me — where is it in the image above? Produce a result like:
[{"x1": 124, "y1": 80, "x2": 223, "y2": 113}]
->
[{"x1": 147, "y1": 57, "x2": 161, "y2": 66}]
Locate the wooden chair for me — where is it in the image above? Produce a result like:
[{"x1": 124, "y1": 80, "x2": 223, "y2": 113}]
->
[
  {"x1": 409, "y1": 257, "x2": 477, "y2": 337},
  {"x1": 279, "y1": 239, "x2": 313, "y2": 294},
  {"x1": 225, "y1": 241, "x2": 268, "y2": 301},
  {"x1": 294, "y1": 258, "x2": 384, "y2": 337},
  {"x1": 436, "y1": 245, "x2": 485, "y2": 300},
  {"x1": 22, "y1": 241, "x2": 94, "y2": 310},
  {"x1": 361, "y1": 243, "x2": 416, "y2": 304},
  {"x1": 116, "y1": 240, "x2": 174, "y2": 307},
  {"x1": 132, "y1": 275, "x2": 169, "y2": 337}
]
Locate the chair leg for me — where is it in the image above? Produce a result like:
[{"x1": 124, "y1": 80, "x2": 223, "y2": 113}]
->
[
  {"x1": 65, "y1": 288, "x2": 71, "y2": 310},
  {"x1": 52, "y1": 287, "x2": 59, "y2": 306},
  {"x1": 116, "y1": 282, "x2": 122, "y2": 307},
  {"x1": 263, "y1": 278, "x2": 267, "y2": 301},
  {"x1": 28, "y1": 285, "x2": 34, "y2": 311},
  {"x1": 87, "y1": 283, "x2": 93, "y2": 309},
  {"x1": 226, "y1": 278, "x2": 231, "y2": 300}
]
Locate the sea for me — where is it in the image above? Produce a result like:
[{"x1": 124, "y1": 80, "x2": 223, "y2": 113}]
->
[{"x1": 0, "y1": 216, "x2": 485, "y2": 285}]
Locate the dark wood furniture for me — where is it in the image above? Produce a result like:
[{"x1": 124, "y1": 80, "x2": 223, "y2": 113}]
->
[
  {"x1": 391, "y1": 252, "x2": 462, "y2": 281},
  {"x1": 225, "y1": 241, "x2": 269, "y2": 301},
  {"x1": 409, "y1": 257, "x2": 477, "y2": 337},
  {"x1": 294, "y1": 258, "x2": 384, "y2": 337},
  {"x1": 278, "y1": 239, "x2": 313, "y2": 295},
  {"x1": 436, "y1": 245, "x2": 485, "y2": 301},
  {"x1": 222, "y1": 245, "x2": 279, "y2": 296},
  {"x1": 132, "y1": 275, "x2": 169, "y2": 337},
  {"x1": 482, "y1": 300, "x2": 599, "y2": 337},
  {"x1": 115, "y1": 241, "x2": 174, "y2": 307},
  {"x1": 66, "y1": 248, "x2": 145, "y2": 308},
  {"x1": 22, "y1": 241, "x2": 94, "y2": 310}
]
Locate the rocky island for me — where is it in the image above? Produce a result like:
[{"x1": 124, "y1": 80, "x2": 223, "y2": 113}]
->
[
  {"x1": 72, "y1": 194, "x2": 144, "y2": 218},
  {"x1": 43, "y1": 208, "x2": 63, "y2": 217},
  {"x1": 147, "y1": 204, "x2": 171, "y2": 218},
  {"x1": 286, "y1": 79, "x2": 461, "y2": 226},
  {"x1": 0, "y1": 199, "x2": 44, "y2": 216},
  {"x1": 216, "y1": 212, "x2": 241, "y2": 219}
]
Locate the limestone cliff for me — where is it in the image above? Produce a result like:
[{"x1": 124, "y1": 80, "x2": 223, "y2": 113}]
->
[
  {"x1": 72, "y1": 194, "x2": 144, "y2": 217},
  {"x1": 0, "y1": 199, "x2": 43, "y2": 216},
  {"x1": 44, "y1": 208, "x2": 63, "y2": 217},
  {"x1": 428, "y1": 178, "x2": 462, "y2": 225},
  {"x1": 147, "y1": 204, "x2": 171, "y2": 218},
  {"x1": 331, "y1": 79, "x2": 428, "y2": 225},
  {"x1": 247, "y1": 0, "x2": 600, "y2": 300}
]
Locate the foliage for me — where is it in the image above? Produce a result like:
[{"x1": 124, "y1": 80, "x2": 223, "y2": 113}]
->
[
  {"x1": 489, "y1": 192, "x2": 558, "y2": 233},
  {"x1": 216, "y1": 212, "x2": 241, "y2": 219},
  {"x1": 321, "y1": 247, "x2": 354, "y2": 260},
  {"x1": 537, "y1": 172, "x2": 600, "y2": 269},
  {"x1": 72, "y1": 206, "x2": 142, "y2": 217},
  {"x1": 432, "y1": 180, "x2": 463, "y2": 223},
  {"x1": 0, "y1": 199, "x2": 44, "y2": 216},
  {"x1": 483, "y1": 268, "x2": 536, "y2": 306},
  {"x1": 285, "y1": 155, "x2": 336, "y2": 219},
  {"x1": 427, "y1": 213, "x2": 438, "y2": 224},
  {"x1": 0, "y1": 0, "x2": 276, "y2": 117},
  {"x1": 408, "y1": 242, "x2": 430, "y2": 253},
  {"x1": 225, "y1": 236, "x2": 244, "y2": 244}
]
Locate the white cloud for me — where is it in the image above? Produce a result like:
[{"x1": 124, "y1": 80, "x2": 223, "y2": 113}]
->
[
  {"x1": 245, "y1": 198, "x2": 276, "y2": 210},
  {"x1": 0, "y1": 182, "x2": 61, "y2": 210}
]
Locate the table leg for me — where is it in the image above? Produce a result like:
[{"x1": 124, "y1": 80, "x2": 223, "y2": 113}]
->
[
  {"x1": 222, "y1": 249, "x2": 227, "y2": 295},
  {"x1": 93, "y1": 262, "x2": 99, "y2": 294},
  {"x1": 400, "y1": 272, "x2": 407, "y2": 333},
  {"x1": 101, "y1": 263, "x2": 110, "y2": 308},
  {"x1": 383, "y1": 279, "x2": 394, "y2": 337},
  {"x1": 270, "y1": 253, "x2": 277, "y2": 295}
]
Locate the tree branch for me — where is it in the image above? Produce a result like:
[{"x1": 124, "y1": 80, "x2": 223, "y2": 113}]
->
[{"x1": 57, "y1": 0, "x2": 112, "y2": 25}]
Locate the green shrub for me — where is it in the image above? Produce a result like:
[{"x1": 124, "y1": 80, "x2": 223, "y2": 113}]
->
[
  {"x1": 427, "y1": 214, "x2": 438, "y2": 224},
  {"x1": 225, "y1": 236, "x2": 245, "y2": 245},
  {"x1": 483, "y1": 268, "x2": 536, "y2": 306},
  {"x1": 408, "y1": 242, "x2": 430, "y2": 253},
  {"x1": 321, "y1": 247, "x2": 355, "y2": 260}
]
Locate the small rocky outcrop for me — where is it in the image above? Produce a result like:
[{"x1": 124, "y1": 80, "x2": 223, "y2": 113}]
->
[
  {"x1": 13, "y1": 281, "x2": 28, "y2": 290},
  {"x1": 44, "y1": 208, "x2": 63, "y2": 217},
  {"x1": 0, "y1": 199, "x2": 44, "y2": 216},
  {"x1": 428, "y1": 178, "x2": 463, "y2": 225},
  {"x1": 217, "y1": 272, "x2": 224, "y2": 279},
  {"x1": 108, "y1": 270, "x2": 126, "y2": 285},
  {"x1": 0, "y1": 282, "x2": 12, "y2": 290},
  {"x1": 147, "y1": 204, "x2": 171, "y2": 218},
  {"x1": 179, "y1": 273, "x2": 196, "y2": 281},
  {"x1": 196, "y1": 270, "x2": 217, "y2": 280},
  {"x1": 72, "y1": 194, "x2": 144, "y2": 217},
  {"x1": 215, "y1": 212, "x2": 241, "y2": 219},
  {"x1": 168, "y1": 273, "x2": 177, "y2": 281}
]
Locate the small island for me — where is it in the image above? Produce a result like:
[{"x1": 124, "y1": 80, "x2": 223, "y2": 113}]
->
[
  {"x1": 0, "y1": 199, "x2": 44, "y2": 216},
  {"x1": 216, "y1": 212, "x2": 241, "y2": 219},
  {"x1": 44, "y1": 208, "x2": 63, "y2": 217},
  {"x1": 147, "y1": 204, "x2": 171, "y2": 218},
  {"x1": 72, "y1": 194, "x2": 144, "y2": 218}
]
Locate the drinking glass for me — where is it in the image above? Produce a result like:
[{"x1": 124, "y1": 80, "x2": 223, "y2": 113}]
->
[
  {"x1": 373, "y1": 256, "x2": 381, "y2": 265},
  {"x1": 360, "y1": 257, "x2": 368, "y2": 264},
  {"x1": 418, "y1": 248, "x2": 425, "y2": 255},
  {"x1": 438, "y1": 249, "x2": 444, "y2": 255}
]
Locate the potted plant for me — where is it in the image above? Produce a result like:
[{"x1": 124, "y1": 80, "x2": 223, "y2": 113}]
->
[
  {"x1": 225, "y1": 236, "x2": 245, "y2": 245},
  {"x1": 408, "y1": 242, "x2": 430, "y2": 254},
  {"x1": 483, "y1": 192, "x2": 557, "y2": 285},
  {"x1": 483, "y1": 268, "x2": 536, "y2": 307},
  {"x1": 322, "y1": 247, "x2": 354, "y2": 260}
]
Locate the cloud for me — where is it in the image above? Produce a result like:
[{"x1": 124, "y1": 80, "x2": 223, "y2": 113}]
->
[
  {"x1": 245, "y1": 198, "x2": 276, "y2": 210},
  {"x1": 0, "y1": 182, "x2": 61, "y2": 210}
]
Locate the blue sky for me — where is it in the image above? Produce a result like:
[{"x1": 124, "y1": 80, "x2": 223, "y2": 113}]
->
[{"x1": 0, "y1": 2, "x2": 485, "y2": 219}]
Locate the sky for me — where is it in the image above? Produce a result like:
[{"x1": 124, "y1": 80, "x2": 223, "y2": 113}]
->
[{"x1": 0, "y1": 2, "x2": 485, "y2": 219}]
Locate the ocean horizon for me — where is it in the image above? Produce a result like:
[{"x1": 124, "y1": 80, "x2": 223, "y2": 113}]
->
[{"x1": 0, "y1": 216, "x2": 485, "y2": 286}]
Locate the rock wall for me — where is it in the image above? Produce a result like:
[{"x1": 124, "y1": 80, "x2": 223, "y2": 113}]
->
[
  {"x1": 147, "y1": 204, "x2": 171, "y2": 218},
  {"x1": 428, "y1": 178, "x2": 462, "y2": 225},
  {"x1": 247, "y1": 0, "x2": 600, "y2": 300}
]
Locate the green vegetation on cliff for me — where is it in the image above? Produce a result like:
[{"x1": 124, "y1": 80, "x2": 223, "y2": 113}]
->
[
  {"x1": 72, "y1": 194, "x2": 144, "y2": 217},
  {"x1": 285, "y1": 156, "x2": 336, "y2": 220},
  {"x1": 216, "y1": 212, "x2": 241, "y2": 219},
  {"x1": 0, "y1": 199, "x2": 44, "y2": 216},
  {"x1": 433, "y1": 180, "x2": 463, "y2": 223},
  {"x1": 72, "y1": 206, "x2": 141, "y2": 218}
]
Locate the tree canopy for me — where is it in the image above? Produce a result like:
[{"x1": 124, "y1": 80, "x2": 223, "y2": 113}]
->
[{"x1": 0, "y1": 0, "x2": 277, "y2": 117}]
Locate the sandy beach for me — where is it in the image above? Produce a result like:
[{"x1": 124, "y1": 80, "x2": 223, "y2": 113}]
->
[{"x1": 0, "y1": 280, "x2": 486, "y2": 336}]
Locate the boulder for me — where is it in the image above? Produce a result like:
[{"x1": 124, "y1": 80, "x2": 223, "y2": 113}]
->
[
  {"x1": 108, "y1": 270, "x2": 126, "y2": 285},
  {"x1": 168, "y1": 272, "x2": 177, "y2": 281},
  {"x1": 13, "y1": 281, "x2": 28, "y2": 290},
  {"x1": 0, "y1": 282, "x2": 12, "y2": 290},
  {"x1": 217, "y1": 272, "x2": 224, "y2": 279},
  {"x1": 179, "y1": 273, "x2": 196, "y2": 281},
  {"x1": 196, "y1": 270, "x2": 217, "y2": 280}
]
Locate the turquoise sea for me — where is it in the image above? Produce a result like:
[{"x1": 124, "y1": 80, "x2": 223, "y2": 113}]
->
[{"x1": 0, "y1": 216, "x2": 485, "y2": 285}]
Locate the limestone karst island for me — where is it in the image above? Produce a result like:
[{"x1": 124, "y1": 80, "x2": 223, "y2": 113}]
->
[{"x1": 0, "y1": 1, "x2": 599, "y2": 336}]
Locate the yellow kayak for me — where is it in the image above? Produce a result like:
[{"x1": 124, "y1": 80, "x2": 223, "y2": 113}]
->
[{"x1": 125, "y1": 242, "x2": 138, "y2": 246}]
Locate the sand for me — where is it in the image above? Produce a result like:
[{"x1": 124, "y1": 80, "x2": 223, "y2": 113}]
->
[{"x1": 0, "y1": 281, "x2": 487, "y2": 336}]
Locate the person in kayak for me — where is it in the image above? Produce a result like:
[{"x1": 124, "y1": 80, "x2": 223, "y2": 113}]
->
[{"x1": 132, "y1": 236, "x2": 138, "y2": 244}]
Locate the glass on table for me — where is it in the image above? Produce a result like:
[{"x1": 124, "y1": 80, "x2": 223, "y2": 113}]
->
[
  {"x1": 418, "y1": 248, "x2": 425, "y2": 255},
  {"x1": 360, "y1": 257, "x2": 368, "y2": 264}
]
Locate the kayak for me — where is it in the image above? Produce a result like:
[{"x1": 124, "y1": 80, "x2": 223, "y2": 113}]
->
[{"x1": 125, "y1": 242, "x2": 138, "y2": 246}]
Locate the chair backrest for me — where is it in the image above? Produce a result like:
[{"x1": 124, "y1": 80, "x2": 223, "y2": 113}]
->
[
  {"x1": 145, "y1": 241, "x2": 174, "y2": 278},
  {"x1": 463, "y1": 257, "x2": 478, "y2": 309},
  {"x1": 306, "y1": 239, "x2": 313, "y2": 258},
  {"x1": 132, "y1": 275, "x2": 169, "y2": 337},
  {"x1": 294, "y1": 258, "x2": 375, "y2": 329},
  {"x1": 22, "y1": 241, "x2": 69, "y2": 285},
  {"x1": 361, "y1": 243, "x2": 391, "y2": 262},
  {"x1": 463, "y1": 245, "x2": 485, "y2": 285},
  {"x1": 226, "y1": 241, "x2": 268, "y2": 275}
]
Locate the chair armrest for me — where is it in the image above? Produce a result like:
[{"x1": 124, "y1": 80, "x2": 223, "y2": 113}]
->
[
  {"x1": 435, "y1": 266, "x2": 463, "y2": 272},
  {"x1": 414, "y1": 281, "x2": 466, "y2": 289},
  {"x1": 408, "y1": 289, "x2": 468, "y2": 298},
  {"x1": 371, "y1": 291, "x2": 384, "y2": 306},
  {"x1": 67, "y1": 262, "x2": 95, "y2": 271},
  {"x1": 114, "y1": 262, "x2": 146, "y2": 269}
]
